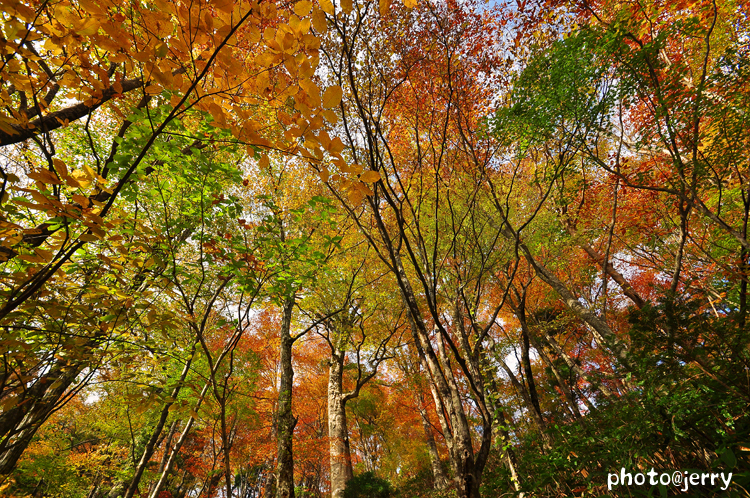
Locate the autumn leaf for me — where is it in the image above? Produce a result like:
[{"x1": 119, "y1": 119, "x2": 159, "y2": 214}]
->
[
  {"x1": 348, "y1": 186, "x2": 365, "y2": 205},
  {"x1": 294, "y1": 0, "x2": 313, "y2": 16},
  {"x1": 360, "y1": 170, "x2": 381, "y2": 183},
  {"x1": 319, "y1": 0, "x2": 335, "y2": 15},
  {"x1": 322, "y1": 85, "x2": 343, "y2": 109}
]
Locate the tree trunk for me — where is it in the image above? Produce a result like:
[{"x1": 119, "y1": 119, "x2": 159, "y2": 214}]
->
[
  {"x1": 147, "y1": 419, "x2": 179, "y2": 497},
  {"x1": 328, "y1": 348, "x2": 354, "y2": 498},
  {"x1": 486, "y1": 380, "x2": 524, "y2": 496},
  {"x1": 517, "y1": 307, "x2": 544, "y2": 427},
  {"x1": 124, "y1": 345, "x2": 195, "y2": 498},
  {"x1": 561, "y1": 219, "x2": 646, "y2": 309},
  {"x1": 416, "y1": 393, "x2": 449, "y2": 490},
  {"x1": 0, "y1": 356, "x2": 84, "y2": 474},
  {"x1": 433, "y1": 333, "x2": 481, "y2": 498},
  {"x1": 276, "y1": 296, "x2": 297, "y2": 498},
  {"x1": 494, "y1": 348, "x2": 548, "y2": 443},
  {"x1": 148, "y1": 383, "x2": 210, "y2": 498},
  {"x1": 531, "y1": 335, "x2": 583, "y2": 419},
  {"x1": 396, "y1": 263, "x2": 483, "y2": 498},
  {"x1": 542, "y1": 333, "x2": 614, "y2": 399},
  {"x1": 498, "y1": 422, "x2": 523, "y2": 498},
  {"x1": 488, "y1": 207, "x2": 632, "y2": 370}
]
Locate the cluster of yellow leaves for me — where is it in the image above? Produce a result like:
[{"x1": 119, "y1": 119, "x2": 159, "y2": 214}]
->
[
  {"x1": 0, "y1": 0, "x2": 418, "y2": 268},
  {"x1": 0, "y1": 0, "x2": 338, "y2": 145}
]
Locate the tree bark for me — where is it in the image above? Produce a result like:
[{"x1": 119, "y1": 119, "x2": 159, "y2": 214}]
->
[
  {"x1": 0, "y1": 351, "x2": 89, "y2": 474},
  {"x1": 494, "y1": 347, "x2": 548, "y2": 442},
  {"x1": 328, "y1": 347, "x2": 354, "y2": 498},
  {"x1": 487, "y1": 202, "x2": 632, "y2": 371},
  {"x1": 512, "y1": 294, "x2": 546, "y2": 430},
  {"x1": 561, "y1": 219, "x2": 646, "y2": 309},
  {"x1": 486, "y1": 379, "x2": 524, "y2": 497},
  {"x1": 276, "y1": 296, "x2": 297, "y2": 498},
  {"x1": 530, "y1": 335, "x2": 583, "y2": 419},
  {"x1": 0, "y1": 77, "x2": 146, "y2": 147},
  {"x1": 416, "y1": 393, "x2": 449, "y2": 490},
  {"x1": 147, "y1": 419, "x2": 179, "y2": 497},
  {"x1": 518, "y1": 242, "x2": 631, "y2": 370},
  {"x1": 147, "y1": 383, "x2": 210, "y2": 498},
  {"x1": 391, "y1": 249, "x2": 484, "y2": 498}
]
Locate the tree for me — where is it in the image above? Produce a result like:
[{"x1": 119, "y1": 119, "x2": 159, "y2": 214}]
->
[
  {"x1": 316, "y1": 1, "x2": 516, "y2": 495},
  {"x1": 0, "y1": 0, "x2": 338, "y2": 475},
  {"x1": 303, "y1": 252, "x2": 404, "y2": 498},
  {"x1": 3, "y1": 0, "x2": 749, "y2": 496}
]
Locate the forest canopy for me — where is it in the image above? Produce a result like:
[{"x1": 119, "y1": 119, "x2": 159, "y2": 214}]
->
[{"x1": 0, "y1": 0, "x2": 748, "y2": 497}]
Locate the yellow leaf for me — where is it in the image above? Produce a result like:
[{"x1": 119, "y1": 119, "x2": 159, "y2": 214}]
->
[
  {"x1": 329, "y1": 137, "x2": 344, "y2": 154},
  {"x1": 403, "y1": 0, "x2": 417, "y2": 8},
  {"x1": 294, "y1": 0, "x2": 312, "y2": 16},
  {"x1": 18, "y1": 254, "x2": 45, "y2": 263},
  {"x1": 3, "y1": 231, "x2": 23, "y2": 246},
  {"x1": 79, "y1": 0, "x2": 105, "y2": 14},
  {"x1": 34, "y1": 248, "x2": 54, "y2": 262},
  {"x1": 300, "y1": 78, "x2": 321, "y2": 107},
  {"x1": 379, "y1": 0, "x2": 391, "y2": 15},
  {"x1": 312, "y1": 8, "x2": 327, "y2": 33},
  {"x1": 83, "y1": 164, "x2": 96, "y2": 179},
  {"x1": 0, "y1": 115, "x2": 20, "y2": 136},
  {"x1": 72, "y1": 194, "x2": 90, "y2": 208},
  {"x1": 214, "y1": 0, "x2": 234, "y2": 12},
  {"x1": 348, "y1": 187, "x2": 364, "y2": 205},
  {"x1": 291, "y1": 17, "x2": 311, "y2": 35},
  {"x1": 360, "y1": 170, "x2": 381, "y2": 183},
  {"x1": 72, "y1": 170, "x2": 91, "y2": 187},
  {"x1": 322, "y1": 109, "x2": 338, "y2": 124},
  {"x1": 28, "y1": 169, "x2": 62, "y2": 185},
  {"x1": 341, "y1": 0, "x2": 353, "y2": 13},
  {"x1": 64, "y1": 174, "x2": 81, "y2": 188},
  {"x1": 247, "y1": 25, "x2": 261, "y2": 43},
  {"x1": 29, "y1": 191, "x2": 51, "y2": 206},
  {"x1": 322, "y1": 85, "x2": 342, "y2": 108},
  {"x1": 78, "y1": 18, "x2": 100, "y2": 36},
  {"x1": 144, "y1": 84, "x2": 162, "y2": 95},
  {"x1": 52, "y1": 158, "x2": 68, "y2": 177},
  {"x1": 154, "y1": 42, "x2": 168, "y2": 58},
  {"x1": 319, "y1": 0, "x2": 335, "y2": 15},
  {"x1": 256, "y1": 52, "x2": 281, "y2": 67},
  {"x1": 284, "y1": 54, "x2": 298, "y2": 76}
]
